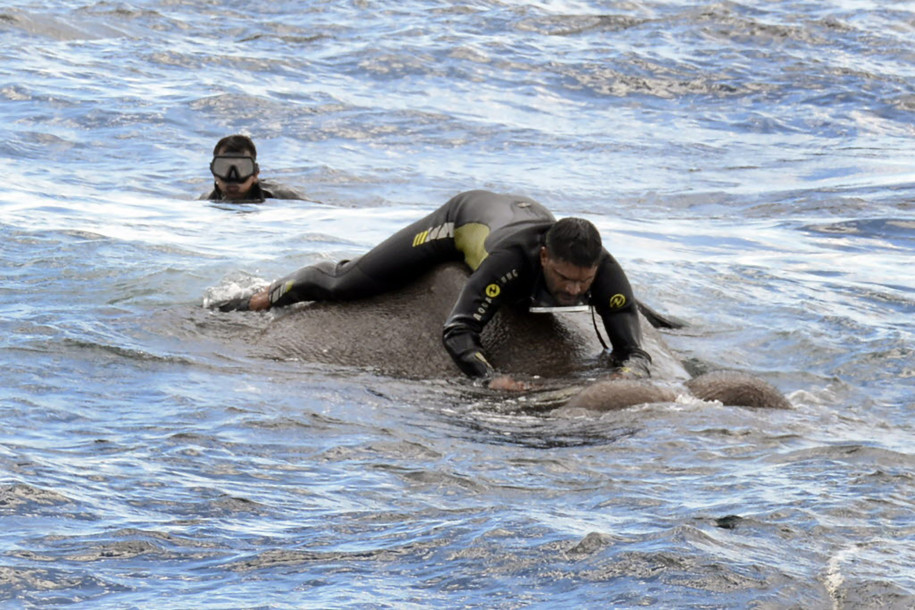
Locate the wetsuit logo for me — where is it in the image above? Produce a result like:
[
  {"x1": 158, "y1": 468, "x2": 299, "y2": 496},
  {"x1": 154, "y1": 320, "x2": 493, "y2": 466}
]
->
[
  {"x1": 412, "y1": 222, "x2": 454, "y2": 247},
  {"x1": 270, "y1": 280, "x2": 295, "y2": 304},
  {"x1": 485, "y1": 284, "x2": 501, "y2": 298},
  {"x1": 609, "y1": 294, "x2": 626, "y2": 309}
]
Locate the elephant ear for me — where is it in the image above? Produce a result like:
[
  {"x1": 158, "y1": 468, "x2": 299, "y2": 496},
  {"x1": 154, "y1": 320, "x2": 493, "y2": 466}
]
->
[{"x1": 685, "y1": 371, "x2": 791, "y2": 409}]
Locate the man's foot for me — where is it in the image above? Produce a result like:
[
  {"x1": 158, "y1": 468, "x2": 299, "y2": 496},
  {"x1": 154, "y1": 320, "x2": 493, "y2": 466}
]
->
[
  {"x1": 212, "y1": 295, "x2": 251, "y2": 312},
  {"x1": 209, "y1": 286, "x2": 271, "y2": 312},
  {"x1": 248, "y1": 289, "x2": 271, "y2": 311}
]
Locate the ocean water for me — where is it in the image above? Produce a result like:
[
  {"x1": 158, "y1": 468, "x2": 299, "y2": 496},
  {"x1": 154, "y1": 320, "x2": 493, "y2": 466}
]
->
[{"x1": 1, "y1": 1, "x2": 913, "y2": 608}]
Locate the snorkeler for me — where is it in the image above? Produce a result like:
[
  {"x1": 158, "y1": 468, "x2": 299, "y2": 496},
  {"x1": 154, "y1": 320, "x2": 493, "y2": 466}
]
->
[{"x1": 202, "y1": 134, "x2": 302, "y2": 203}]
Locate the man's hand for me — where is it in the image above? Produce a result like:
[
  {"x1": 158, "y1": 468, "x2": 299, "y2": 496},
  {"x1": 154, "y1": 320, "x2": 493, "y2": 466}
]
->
[
  {"x1": 613, "y1": 355, "x2": 651, "y2": 379},
  {"x1": 213, "y1": 295, "x2": 250, "y2": 312},
  {"x1": 599, "y1": 350, "x2": 651, "y2": 379},
  {"x1": 486, "y1": 375, "x2": 531, "y2": 392}
]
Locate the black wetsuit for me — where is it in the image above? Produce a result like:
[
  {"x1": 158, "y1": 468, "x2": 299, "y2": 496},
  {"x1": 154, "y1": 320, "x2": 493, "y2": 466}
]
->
[
  {"x1": 203, "y1": 180, "x2": 302, "y2": 203},
  {"x1": 263, "y1": 190, "x2": 649, "y2": 379}
]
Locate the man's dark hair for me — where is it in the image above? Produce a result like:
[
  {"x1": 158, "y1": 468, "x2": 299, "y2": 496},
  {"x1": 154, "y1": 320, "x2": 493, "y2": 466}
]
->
[
  {"x1": 213, "y1": 134, "x2": 257, "y2": 158},
  {"x1": 544, "y1": 217, "x2": 603, "y2": 267}
]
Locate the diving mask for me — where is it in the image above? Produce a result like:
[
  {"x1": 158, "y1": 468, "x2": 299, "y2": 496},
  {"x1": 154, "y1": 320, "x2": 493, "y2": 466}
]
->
[{"x1": 210, "y1": 155, "x2": 258, "y2": 183}]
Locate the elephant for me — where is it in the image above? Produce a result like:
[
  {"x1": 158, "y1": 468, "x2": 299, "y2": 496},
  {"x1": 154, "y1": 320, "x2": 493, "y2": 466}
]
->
[{"x1": 246, "y1": 263, "x2": 790, "y2": 411}]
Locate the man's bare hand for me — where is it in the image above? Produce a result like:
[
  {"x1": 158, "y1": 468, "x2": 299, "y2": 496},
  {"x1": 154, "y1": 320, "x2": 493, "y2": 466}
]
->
[{"x1": 487, "y1": 375, "x2": 531, "y2": 392}]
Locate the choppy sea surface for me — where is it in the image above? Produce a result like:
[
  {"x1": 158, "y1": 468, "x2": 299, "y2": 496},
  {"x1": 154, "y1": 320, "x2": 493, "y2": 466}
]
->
[{"x1": 2, "y1": 1, "x2": 913, "y2": 608}]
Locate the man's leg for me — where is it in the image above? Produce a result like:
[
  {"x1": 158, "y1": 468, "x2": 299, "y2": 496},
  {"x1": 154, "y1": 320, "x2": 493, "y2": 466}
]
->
[{"x1": 253, "y1": 206, "x2": 461, "y2": 310}]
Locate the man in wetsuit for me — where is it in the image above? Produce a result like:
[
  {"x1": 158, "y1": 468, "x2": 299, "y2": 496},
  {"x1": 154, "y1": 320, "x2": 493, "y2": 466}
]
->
[
  {"x1": 217, "y1": 190, "x2": 651, "y2": 390},
  {"x1": 202, "y1": 134, "x2": 302, "y2": 203}
]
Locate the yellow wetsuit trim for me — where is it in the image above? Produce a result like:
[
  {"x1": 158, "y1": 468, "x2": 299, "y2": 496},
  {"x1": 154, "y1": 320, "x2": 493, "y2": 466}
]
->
[{"x1": 454, "y1": 223, "x2": 490, "y2": 271}]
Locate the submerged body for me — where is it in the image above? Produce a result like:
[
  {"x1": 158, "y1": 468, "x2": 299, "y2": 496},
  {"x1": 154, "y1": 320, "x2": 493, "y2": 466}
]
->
[
  {"x1": 202, "y1": 178, "x2": 302, "y2": 203},
  {"x1": 248, "y1": 263, "x2": 788, "y2": 410},
  {"x1": 201, "y1": 135, "x2": 303, "y2": 203}
]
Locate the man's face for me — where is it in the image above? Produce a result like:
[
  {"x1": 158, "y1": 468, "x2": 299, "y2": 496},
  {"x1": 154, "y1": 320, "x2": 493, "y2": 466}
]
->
[
  {"x1": 211, "y1": 149, "x2": 259, "y2": 200},
  {"x1": 539, "y1": 247, "x2": 598, "y2": 306}
]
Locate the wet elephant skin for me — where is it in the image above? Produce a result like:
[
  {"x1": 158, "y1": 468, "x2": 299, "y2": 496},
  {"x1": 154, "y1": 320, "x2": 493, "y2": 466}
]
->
[{"x1": 252, "y1": 263, "x2": 789, "y2": 410}]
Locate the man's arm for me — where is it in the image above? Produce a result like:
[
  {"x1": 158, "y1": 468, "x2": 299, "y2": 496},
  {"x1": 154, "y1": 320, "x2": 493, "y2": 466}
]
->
[
  {"x1": 597, "y1": 305, "x2": 652, "y2": 377},
  {"x1": 591, "y1": 255, "x2": 652, "y2": 376},
  {"x1": 441, "y1": 250, "x2": 526, "y2": 382},
  {"x1": 440, "y1": 326, "x2": 496, "y2": 379},
  {"x1": 258, "y1": 180, "x2": 304, "y2": 200}
]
